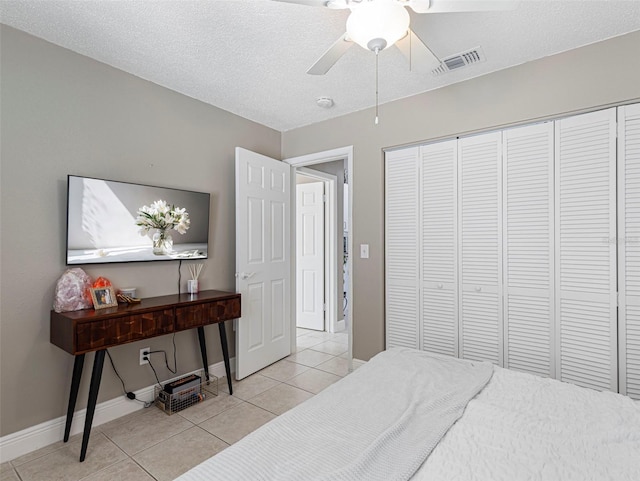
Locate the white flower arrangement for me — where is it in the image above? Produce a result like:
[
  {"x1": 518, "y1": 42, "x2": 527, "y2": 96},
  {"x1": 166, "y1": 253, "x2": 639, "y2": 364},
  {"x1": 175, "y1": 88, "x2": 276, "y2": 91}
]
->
[{"x1": 136, "y1": 200, "x2": 190, "y2": 235}]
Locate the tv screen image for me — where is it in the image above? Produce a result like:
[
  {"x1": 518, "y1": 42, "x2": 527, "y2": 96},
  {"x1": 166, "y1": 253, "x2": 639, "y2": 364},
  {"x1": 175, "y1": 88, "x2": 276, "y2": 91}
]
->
[{"x1": 66, "y1": 175, "x2": 210, "y2": 265}]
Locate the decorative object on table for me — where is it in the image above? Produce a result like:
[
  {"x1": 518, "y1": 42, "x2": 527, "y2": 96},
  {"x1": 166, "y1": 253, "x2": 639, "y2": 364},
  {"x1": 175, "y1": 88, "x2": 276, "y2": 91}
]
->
[
  {"x1": 53, "y1": 268, "x2": 93, "y2": 313},
  {"x1": 136, "y1": 199, "x2": 190, "y2": 255},
  {"x1": 92, "y1": 277, "x2": 112, "y2": 288},
  {"x1": 117, "y1": 293, "x2": 142, "y2": 304},
  {"x1": 119, "y1": 287, "x2": 136, "y2": 298},
  {"x1": 86, "y1": 276, "x2": 112, "y2": 303},
  {"x1": 90, "y1": 286, "x2": 118, "y2": 310},
  {"x1": 188, "y1": 263, "x2": 204, "y2": 294}
]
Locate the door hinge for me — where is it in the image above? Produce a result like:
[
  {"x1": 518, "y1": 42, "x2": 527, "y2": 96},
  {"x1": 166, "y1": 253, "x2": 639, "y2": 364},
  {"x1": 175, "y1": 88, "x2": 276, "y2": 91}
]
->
[
  {"x1": 323, "y1": 303, "x2": 327, "y2": 312},
  {"x1": 323, "y1": 194, "x2": 327, "y2": 203}
]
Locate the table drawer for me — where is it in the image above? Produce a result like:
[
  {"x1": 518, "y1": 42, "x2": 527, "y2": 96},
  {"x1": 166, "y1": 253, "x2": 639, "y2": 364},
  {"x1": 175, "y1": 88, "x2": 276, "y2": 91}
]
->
[
  {"x1": 175, "y1": 298, "x2": 241, "y2": 330},
  {"x1": 75, "y1": 309, "x2": 174, "y2": 353}
]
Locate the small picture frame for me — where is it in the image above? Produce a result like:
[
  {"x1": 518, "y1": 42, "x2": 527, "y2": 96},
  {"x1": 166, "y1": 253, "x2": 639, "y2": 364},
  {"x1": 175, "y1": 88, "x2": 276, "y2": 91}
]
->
[{"x1": 90, "y1": 286, "x2": 118, "y2": 310}]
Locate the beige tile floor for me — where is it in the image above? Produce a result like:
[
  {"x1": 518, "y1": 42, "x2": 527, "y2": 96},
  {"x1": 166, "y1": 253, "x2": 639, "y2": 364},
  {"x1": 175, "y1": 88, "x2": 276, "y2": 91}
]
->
[{"x1": 2, "y1": 329, "x2": 352, "y2": 481}]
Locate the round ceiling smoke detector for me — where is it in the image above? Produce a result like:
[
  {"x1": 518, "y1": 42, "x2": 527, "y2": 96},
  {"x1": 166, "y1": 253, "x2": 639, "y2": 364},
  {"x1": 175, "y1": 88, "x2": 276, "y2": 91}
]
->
[{"x1": 316, "y1": 97, "x2": 334, "y2": 109}]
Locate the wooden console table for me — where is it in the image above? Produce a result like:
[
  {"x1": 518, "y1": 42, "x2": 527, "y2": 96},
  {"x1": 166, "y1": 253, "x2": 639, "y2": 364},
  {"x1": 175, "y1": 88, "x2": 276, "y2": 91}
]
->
[{"x1": 50, "y1": 289, "x2": 241, "y2": 462}]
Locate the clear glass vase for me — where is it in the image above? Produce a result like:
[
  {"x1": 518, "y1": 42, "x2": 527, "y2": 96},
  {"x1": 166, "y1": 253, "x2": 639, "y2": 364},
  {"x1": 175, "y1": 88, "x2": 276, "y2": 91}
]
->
[{"x1": 152, "y1": 229, "x2": 173, "y2": 255}]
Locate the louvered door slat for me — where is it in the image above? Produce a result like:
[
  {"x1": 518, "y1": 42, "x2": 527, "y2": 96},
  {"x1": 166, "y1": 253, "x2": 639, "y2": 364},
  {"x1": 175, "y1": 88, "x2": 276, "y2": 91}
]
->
[
  {"x1": 503, "y1": 120, "x2": 554, "y2": 379},
  {"x1": 421, "y1": 139, "x2": 458, "y2": 356},
  {"x1": 619, "y1": 103, "x2": 640, "y2": 400},
  {"x1": 556, "y1": 108, "x2": 617, "y2": 392},
  {"x1": 459, "y1": 132, "x2": 502, "y2": 365},
  {"x1": 385, "y1": 148, "x2": 420, "y2": 349}
]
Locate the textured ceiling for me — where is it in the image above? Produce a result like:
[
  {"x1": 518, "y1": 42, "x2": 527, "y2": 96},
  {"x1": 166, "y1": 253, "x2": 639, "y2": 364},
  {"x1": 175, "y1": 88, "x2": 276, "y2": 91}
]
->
[{"x1": 1, "y1": 0, "x2": 639, "y2": 131}]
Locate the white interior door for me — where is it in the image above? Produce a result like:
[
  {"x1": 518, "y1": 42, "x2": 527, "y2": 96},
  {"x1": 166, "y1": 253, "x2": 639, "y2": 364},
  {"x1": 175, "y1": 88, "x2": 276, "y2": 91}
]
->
[
  {"x1": 235, "y1": 147, "x2": 291, "y2": 380},
  {"x1": 385, "y1": 147, "x2": 420, "y2": 349},
  {"x1": 420, "y1": 139, "x2": 458, "y2": 357},
  {"x1": 458, "y1": 131, "x2": 503, "y2": 365},
  {"x1": 555, "y1": 108, "x2": 617, "y2": 392},
  {"x1": 296, "y1": 182, "x2": 325, "y2": 330},
  {"x1": 503, "y1": 122, "x2": 555, "y2": 378}
]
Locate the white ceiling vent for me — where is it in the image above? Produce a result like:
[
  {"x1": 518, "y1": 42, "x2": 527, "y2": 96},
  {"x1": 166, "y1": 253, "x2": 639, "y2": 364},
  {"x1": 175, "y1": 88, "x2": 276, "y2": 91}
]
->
[{"x1": 432, "y1": 46, "x2": 486, "y2": 76}]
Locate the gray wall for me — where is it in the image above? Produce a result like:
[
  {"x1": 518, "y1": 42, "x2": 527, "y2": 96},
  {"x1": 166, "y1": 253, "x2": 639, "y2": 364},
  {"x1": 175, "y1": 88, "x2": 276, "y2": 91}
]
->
[
  {"x1": 282, "y1": 30, "x2": 640, "y2": 361},
  {"x1": 0, "y1": 26, "x2": 280, "y2": 436}
]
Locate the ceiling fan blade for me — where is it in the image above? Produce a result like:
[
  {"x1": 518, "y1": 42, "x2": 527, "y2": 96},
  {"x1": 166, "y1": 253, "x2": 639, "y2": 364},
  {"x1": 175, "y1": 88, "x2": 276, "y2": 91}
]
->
[
  {"x1": 307, "y1": 34, "x2": 353, "y2": 75},
  {"x1": 407, "y1": 0, "x2": 519, "y2": 14},
  {"x1": 271, "y1": 0, "x2": 330, "y2": 7},
  {"x1": 395, "y1": 29, "x2": 441, "y2": 72}
]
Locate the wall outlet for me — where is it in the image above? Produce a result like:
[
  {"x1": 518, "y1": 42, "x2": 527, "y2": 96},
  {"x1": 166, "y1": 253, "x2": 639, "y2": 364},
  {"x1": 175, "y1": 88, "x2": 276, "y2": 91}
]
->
[{"x1": 139, "y1": 347, "x2": 150, "y2": 365}]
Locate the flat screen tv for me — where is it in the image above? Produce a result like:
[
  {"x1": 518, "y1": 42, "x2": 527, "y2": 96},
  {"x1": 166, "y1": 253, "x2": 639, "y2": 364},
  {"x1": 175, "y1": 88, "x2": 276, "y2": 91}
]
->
[{"x1": 66, "y1": 175, "x2": 210, "y2": 265}]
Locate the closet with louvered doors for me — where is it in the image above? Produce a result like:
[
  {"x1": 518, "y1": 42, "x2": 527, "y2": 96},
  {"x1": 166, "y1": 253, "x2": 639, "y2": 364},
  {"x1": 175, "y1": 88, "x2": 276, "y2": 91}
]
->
[
  {"x1": 619, "y1": 103, "x2": 640, "y2": 400},
  {"x1": 385, "y1": 103, "x2": 638, "y2": 398}
]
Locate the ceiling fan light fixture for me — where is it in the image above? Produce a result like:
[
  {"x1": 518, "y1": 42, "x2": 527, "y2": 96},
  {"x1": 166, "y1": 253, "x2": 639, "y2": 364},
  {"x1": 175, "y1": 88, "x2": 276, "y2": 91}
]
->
[{"x1": 346, "y1": 1, "x2": 410, "y2": 51}]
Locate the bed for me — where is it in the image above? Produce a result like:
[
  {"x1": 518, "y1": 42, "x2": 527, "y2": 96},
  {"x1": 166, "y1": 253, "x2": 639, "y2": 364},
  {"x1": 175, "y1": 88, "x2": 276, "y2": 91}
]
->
[{"x1": 177, "y1": 348, "x2": 640, "y2": 481}]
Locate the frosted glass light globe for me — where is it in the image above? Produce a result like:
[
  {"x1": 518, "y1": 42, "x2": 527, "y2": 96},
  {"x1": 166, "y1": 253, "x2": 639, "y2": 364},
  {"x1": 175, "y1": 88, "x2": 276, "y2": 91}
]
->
[{"x1": 346, "y1": 1, "x2": 410, "y2": 51}]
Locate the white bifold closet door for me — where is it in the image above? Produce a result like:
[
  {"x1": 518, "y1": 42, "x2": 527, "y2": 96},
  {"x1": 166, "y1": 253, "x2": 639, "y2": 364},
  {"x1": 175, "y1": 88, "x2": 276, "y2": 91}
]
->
[
  {"x1": 502, "y1": 122, "x2": 555, "y2": 377},
  {"x1": 555, "y1": 108, "x2": 617, "y2": 392},
  {"x1": 619, "y1": 103, "x2": 640, "y2": 400},
  {"x1": 458, "y1": 132, "x2": 503, "y2": 365},
  {"x1": 385, "y1": 147, "x2": 420, "y2": 349},
  {"x1": 421, "y1": 140, "x2": 458, "y2": 357}
]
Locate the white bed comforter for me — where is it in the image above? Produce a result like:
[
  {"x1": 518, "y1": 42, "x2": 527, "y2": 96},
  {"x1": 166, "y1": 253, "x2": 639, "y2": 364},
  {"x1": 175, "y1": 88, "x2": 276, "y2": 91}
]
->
[
  {"x1": 177, "y1": 348, "x2": 493, "y2": 481},
  {"x1": 177, "y1": 348, "x2": 640, "y2": 481},
  {"x1": 414, "y1": 365, "x2": 640, "y2": 480}
]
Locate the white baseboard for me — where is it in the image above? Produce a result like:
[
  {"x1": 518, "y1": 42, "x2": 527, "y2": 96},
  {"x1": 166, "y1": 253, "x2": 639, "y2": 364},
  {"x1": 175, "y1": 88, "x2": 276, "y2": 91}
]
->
[
  {"x1": 352, "y1": 358, "x2": 366, "y2": 369},
  {"x1": 330, "y1": 318, "x2": 346, "y2": 333},
  {"x1": 0, "y1": 358, "x2": 234, "y2": 463}
]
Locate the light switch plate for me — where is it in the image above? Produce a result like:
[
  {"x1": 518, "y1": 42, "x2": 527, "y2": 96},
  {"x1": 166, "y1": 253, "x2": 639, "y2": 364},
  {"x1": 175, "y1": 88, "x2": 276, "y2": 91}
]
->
[{"x1": 360, "y1": 244, "x2": 369, "y2": 259}]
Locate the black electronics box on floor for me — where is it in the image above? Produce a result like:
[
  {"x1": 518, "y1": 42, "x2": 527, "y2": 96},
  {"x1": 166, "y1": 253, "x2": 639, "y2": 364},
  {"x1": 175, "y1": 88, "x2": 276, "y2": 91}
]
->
[
  {"x1": 155, "y1": 370, "x2": 217, "y2": 415},
  {"x1": 163, "y1": 373, "x2": 201, "y2": 402}
]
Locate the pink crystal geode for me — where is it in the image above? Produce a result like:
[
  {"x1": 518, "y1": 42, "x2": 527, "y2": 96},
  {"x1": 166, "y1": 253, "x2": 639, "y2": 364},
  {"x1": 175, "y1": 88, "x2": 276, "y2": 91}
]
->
[{"x1": 53, "y1": 268, "x2": 93, "y2": 312}]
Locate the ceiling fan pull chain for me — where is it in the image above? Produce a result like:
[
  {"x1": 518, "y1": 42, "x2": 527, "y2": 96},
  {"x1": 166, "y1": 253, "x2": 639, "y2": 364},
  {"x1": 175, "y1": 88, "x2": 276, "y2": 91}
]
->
[{"x1": 375, "y1": 46, "x2": 379, "y2": 125}]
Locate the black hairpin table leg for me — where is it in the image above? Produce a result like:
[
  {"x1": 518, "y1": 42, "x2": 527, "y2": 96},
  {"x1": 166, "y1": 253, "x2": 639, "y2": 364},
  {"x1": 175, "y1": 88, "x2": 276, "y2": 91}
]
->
[
  {"x1": 64, "y1": 354, "x2": 85, "y2": 442},
  {"x1": 197, "y1": 326, "x2": 210, "y2": 382},
  {"x1": 79, "y1": 349, "x2": 105, "y2": 462},
  {"x1": 218, "y1": 322, "x2": 233, "y2": 395}
]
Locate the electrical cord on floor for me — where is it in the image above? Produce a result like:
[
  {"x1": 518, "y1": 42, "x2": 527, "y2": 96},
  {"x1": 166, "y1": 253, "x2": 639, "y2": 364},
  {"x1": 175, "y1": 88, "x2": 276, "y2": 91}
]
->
[{"x1": 105, "y1": 349, "x2": 152, "y2": 408}]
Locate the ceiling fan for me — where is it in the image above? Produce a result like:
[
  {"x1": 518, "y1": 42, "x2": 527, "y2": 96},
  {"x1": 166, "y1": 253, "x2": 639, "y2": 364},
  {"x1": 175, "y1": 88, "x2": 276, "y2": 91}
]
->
[{"x1": 274, "y1": 0, "x2": 518, "y2": 75}]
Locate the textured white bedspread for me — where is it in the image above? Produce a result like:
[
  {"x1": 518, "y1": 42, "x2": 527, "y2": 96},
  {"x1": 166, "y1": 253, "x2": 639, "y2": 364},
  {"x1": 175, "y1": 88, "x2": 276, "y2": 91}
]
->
[
  {"x1": 177, "y1": 348, "x2": 493, "y2": 481},
  {"x1": 415, "y1": 366, "x2": 640, "y2": 480}
]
